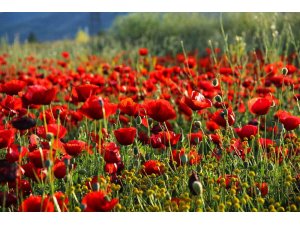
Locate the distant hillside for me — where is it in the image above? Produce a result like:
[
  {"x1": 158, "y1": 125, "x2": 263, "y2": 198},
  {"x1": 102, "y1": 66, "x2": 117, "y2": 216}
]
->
[{"x1": 0, "y1": 12, "x2": 127, "y2": 43}]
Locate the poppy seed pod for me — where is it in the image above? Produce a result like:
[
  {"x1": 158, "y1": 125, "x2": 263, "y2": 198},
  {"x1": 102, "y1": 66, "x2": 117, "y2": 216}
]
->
[{"x1": 188, "y1": 171, "x2": 202, "y2": 195}]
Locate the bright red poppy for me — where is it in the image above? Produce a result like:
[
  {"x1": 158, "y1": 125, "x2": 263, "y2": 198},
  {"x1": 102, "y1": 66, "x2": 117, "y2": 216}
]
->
[
  {"x1": 81, "y1": 191, "x2": 118, "y2": 212},
  {"x1": 19, "y1": 195, "x2": 54, "y2": 212},
  {"x1": 118, "y1": 97, "x2": 139, "y2": 116},
  {"x1": 142, "y1": 160, "x2": 165, "y2": 176},
  {"x1": 79, "y1": 96, "x2": 117, "y2": 120},
  {"x1": 0, "y1": 79, "x2": 26, "y2": 95},
  {"x1": 235, "y1": 125, "x2": 258, "y2": 139},
  {"x1": 0, "y1": 129, "x2": 15, "y2": 149},
  {"x1": 280, "y1": 115, "x2": 300, "y2": 131},
  {"x1": 28, "y1": 149, "x2": 51, "y2": 168},
  {"x1": 211, "y1": 108, "x2": 235, "y2": 127},
  {"x1": 182, "y1": 90, "x2": 212, "y2": 111},
  {"x1": 103, "y1": 143, "x2": 121, "y2": 163},
  {"x1": 139, "y1": 48, "x2": 148, "y2": 56},
  {"x1": 144, "y1": 99, "x2": 176, "y2": 123},
  {"x1": 114, "y1": 127, "x2": 137, "y2": 146},
  {"x1": 63, "y1": 140, "x2": 86, "y2": 156},
  {"x1": 248, "y1": 97, "x2": 272, "y2": 115},
  {"x1": 72, "y1": 84, "x2": 100, "y2": 102},
  {"x1": 22, "y1": 85, "x2": 57, "y2": 106}
]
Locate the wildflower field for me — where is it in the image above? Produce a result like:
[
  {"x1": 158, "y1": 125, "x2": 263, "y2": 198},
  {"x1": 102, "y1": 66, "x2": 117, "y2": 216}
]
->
[{"x1": 0, "y1": 13, "x2": 300, "y2": 212}]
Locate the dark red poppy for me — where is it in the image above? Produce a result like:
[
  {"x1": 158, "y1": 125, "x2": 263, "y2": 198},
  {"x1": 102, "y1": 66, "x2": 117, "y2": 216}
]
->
[
  {"x1": 144, "y1": 99, "x2": 176, "y2": 123},
  {"x1": 0, "y1": 192, "x2": 17, "y2": 207},
  {"x1": 53, "y1": 161, "x2": 67, "y2": 179},
  {"x1": 248, "y1": 97, "x2": 272, "y2": 115},
  {"x1": 19, "y1": 195, "x2": 54, "y2": 212},
  {"x1": 72, "y1": 84, "x2": 100, "y2": 102},
  {"x1": 79, "y1": 96, "x2": 117, "y2": 120},
  {"x1": 0, "y1": 129, "x2": 15, "y2": 149},
  {"x1": 118, "y1": 97, "x2": 139, "y2": 116},
  {"x1": 22, "y1": 85, "x2": 57, "y2": 106},
  {"x1": 103, "y1": 143, "x2": 121, "y2": 163},
  {"x1": 11, "y1": 116, "x2": 36, "y2": 130},
  {"x1": 63, "y1": 140, "x2": 86, "y2": 156},
  {"x1": 280, "y1": 115, "x2": 300, "y2": 131},
  {"x1": 81, "y1": 191, "x2": 118, "y2": 212},
  {"x1": 0, "y1": 79, "x2": 26, "y2": 95},
  {"x1": 142, "y1": 160, "x2": 165, "y2": 176},
  {"x1": 114, "y1": 127, "x2": 137, "y2": 146},
  {"x1": 235, "y1": 125, "x2": 258, "y2": 139},
  {"x1": 182, "y1": 90, "x2": 212, "y2": 111}
]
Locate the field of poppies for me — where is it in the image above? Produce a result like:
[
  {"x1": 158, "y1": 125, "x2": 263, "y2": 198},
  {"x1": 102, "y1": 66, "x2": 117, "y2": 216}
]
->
[{"x1": 1, "y1": 18, "x2": 300, "y2": 212}]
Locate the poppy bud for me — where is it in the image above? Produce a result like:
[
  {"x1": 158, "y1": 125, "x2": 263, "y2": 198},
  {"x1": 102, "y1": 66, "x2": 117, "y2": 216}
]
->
[
  {"x1": 135, "y1": 116, "x2": 142, "y2": 125},
  {"x1": 80, "y1": 203, "x2": 87, "y2": 211},
  {"x1": 46, "y1": 133, "x2": 54, "y2": 141},
  {"x1": 92, "y1": 182, "x2": 100, "y2": 191},
  {"x1": 212, "y1": 78, "x2": 219, "y2": 87},
  {"x1": 180, "y1": 154, "x2": 188, "y2": 164},
  {"x1": 282, "y1": 67, "x2": 288, "y2": 76},
  {"x1": 45, "y1": 159, "x2": 52, "y2": 168},
  {"x1": 214, "y1": 95, "x2": 222, "y2": 103}
]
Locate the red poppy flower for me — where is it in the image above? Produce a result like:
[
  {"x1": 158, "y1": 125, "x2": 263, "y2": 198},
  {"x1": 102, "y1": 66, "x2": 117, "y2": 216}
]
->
[
  {"x1": 63, "y1": 140, "x2": 86, "y2": 156},
  {"x1": 211, "y1": 108, "x2": 235, "y2": 127},
  {"x1": 28, "y1": 149, "x2": 51, "y2": 168},
  {"x1": 0, "y1": 79, "x2": 26, "y2": 95},
  {"x1": 72, "y1": 84, "x2": 100, "y2": 103},
  {"x1": 118, "y1": 97, "x2": 139, "y2": 116},
  {"x1": 11, "y1": 116, "x2": 36, "y2": 130},
  {"x1": 104, "y1": 163, "x2": 118, "y2": 174},
  {"x1": 235, "y1": 125, "x2": 258, "y2": 139},
  {"x1": 22, "y1": 85, "x2": 57, "y2": 106},
  {"x1": 139, "y1": 48, "x2": 148, "y2": 56},
  {"x1": 280, "y1": 115, "x2": 300, "y2": 131},
  {"x1": 189, "y1": 150, "x2": 202, "y2": 165},
  {"x1": 182, "y1": 90, "x2": 212, "y2": 111},
  {"x1": 144, "y1": 99, "x2": 176, "y2": 123},
  {"x1": 103, "y1": 143, "x2": 121, "y2": 163},
  {"x1": 114, "y1": 127, "x2": 137, "y2": 146},
  {"x1": 19, "y1": 195, "x2": 54, "y2": 212},
  {"x1": 142, "y1": 160, "x2": 165, "y2": 176},
  {"x1": 217, "y1": 175, "x2": 239, "y2": 189},
  {"x1": 79, "y1": 96, "x2": 117, "y2": 120},
  {"x1": 53, "y1": 161, "x2": 67, "y2": 179},
  {"x1": 158, "y1": 131, "x2": 181, "y2": 146},
  {"x1": 170, "y1": 149, "x2": 185, "y2": 167},
  {"x1": 81, "y1": 191, "x2": 118, "y2": 212},
  {"x1": 256, "y1": 182, "x2": 268, "y2": 197},
  {"x1": 1, "y1": 95, "x2": 23, "y2": 115},
  {"x1": 0, "y1": 129, "x2": 15, "y2": 148},
  {"x1": 53, "y1": 192, "x2": 69, "y2": 212},
  {"x1": 36, "y1": 124, "x2": 67, "y2": 139},
  {"x1": 248, "y1": 97, "x2": 272, "y2": 115},
  {"x1": 187, "y1": 131, "x2": 203, "y2": 145}
]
